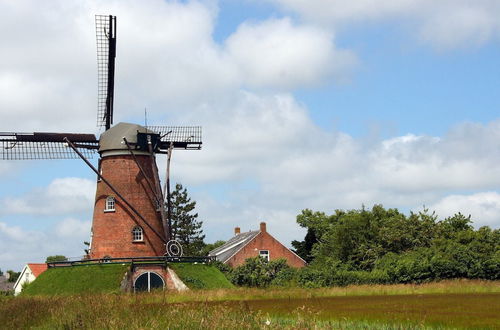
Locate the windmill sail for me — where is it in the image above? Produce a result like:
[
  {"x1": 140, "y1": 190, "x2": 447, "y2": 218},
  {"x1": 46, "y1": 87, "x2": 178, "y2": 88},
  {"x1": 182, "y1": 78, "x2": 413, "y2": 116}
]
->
[
  {"x1": 0, "y1": 132, "x2": 98, "y2": 160},
  {"x1": 96, "y1": 15, "x2": 117, "y2": 130},
  {"x1": 147, "y1": 126, "x2": 202, "y2": 151}
]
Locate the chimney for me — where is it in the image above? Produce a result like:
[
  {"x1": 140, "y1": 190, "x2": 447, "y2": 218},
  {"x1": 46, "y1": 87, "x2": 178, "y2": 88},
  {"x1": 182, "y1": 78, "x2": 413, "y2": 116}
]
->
[
  {"x1": 234, "y1": 227, "x2": 241, "y2": 235},
  {"x1": 260, "y1": 222, "x2": 266, "y2": 233}
]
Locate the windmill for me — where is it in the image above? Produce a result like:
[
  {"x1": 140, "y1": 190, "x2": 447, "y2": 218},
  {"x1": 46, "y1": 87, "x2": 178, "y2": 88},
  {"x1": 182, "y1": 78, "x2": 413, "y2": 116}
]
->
[{"x1": 0, "y1": 15, "x2": 201, "y2": 259}]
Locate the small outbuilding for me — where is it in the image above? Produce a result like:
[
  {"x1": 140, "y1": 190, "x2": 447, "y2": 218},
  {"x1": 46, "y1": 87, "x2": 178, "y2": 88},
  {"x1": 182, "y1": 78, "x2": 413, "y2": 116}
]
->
[
  {"x1": 209, "y1": 222, "x2": 306, "y2": 268},
  {"x1": 13, "y1": 263, "x2": 48, "y2": 295}
]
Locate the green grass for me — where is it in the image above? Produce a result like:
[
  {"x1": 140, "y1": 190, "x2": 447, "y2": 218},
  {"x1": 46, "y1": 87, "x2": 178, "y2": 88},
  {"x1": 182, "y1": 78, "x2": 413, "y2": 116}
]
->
[
  {"x1": 1, "y1": 281, "x2": 498, "y2": 329},
  {"x1": 22, "y1": 264, "x2": 129, "y2": 296},
  {"x1": 168, "y1": 263, "x2": 234, "y2": 289}
]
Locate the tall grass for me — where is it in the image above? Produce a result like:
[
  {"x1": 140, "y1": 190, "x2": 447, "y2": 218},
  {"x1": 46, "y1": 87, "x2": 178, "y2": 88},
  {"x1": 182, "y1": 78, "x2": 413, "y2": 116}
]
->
[{"x1": 1, "y1": 279, "x2": 498, "y2": 329}]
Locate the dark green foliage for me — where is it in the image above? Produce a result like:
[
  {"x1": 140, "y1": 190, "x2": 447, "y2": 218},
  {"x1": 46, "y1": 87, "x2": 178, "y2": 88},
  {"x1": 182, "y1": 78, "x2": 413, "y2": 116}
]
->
[
  {"x1": 291, "y1": 228, "x2": 317, "y2": 263},
  {"x1": 212, "y1": 260, "x2": 233, "y2": 275},
  {"x1": 293, "y1": 205, "x2": 500, "y2": 287},
  {"x1": 200, "y1": 240, "x2": 226, "y2": 256},
  {"x1": 0, "y1": 268, "x2": 3, "y2": 276},
  {"x1": 170, "y1": 183, "x2": 206, "y2": 256},
  {"x1": 168, "y1": 263, "x2": 234, "y2": 289},
  {"x1": 45, "y1": 255, "x2": 68, "y2": 263},
  {"x1": 22, "y1": 264, "x2": 129, "y2": 296},
  {"x1": 230, "y1": 257, "x2": 294, "y2": 287},
  {"x1": 7, "y1": 270, "x2": 20, "y2": 283}
]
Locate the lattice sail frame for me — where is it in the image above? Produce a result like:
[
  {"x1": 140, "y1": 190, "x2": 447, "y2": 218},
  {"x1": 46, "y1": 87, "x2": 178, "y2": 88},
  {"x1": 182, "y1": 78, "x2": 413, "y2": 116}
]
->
[
  {"x1": 96, "y1": 15, "x2": 116, "y2": 130},
  {"x1": 0, "y1": 133, "x2": 98, "y2": 160},
  {"x1": 147, "y1": 126, "x2": 202, "y2": 151}
]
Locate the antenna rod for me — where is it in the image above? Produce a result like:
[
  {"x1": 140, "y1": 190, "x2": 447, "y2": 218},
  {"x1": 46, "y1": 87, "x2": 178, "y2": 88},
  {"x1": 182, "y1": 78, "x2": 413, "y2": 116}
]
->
[{"x1": 105, "y1": 15, "x2": 117, "y2": 130}]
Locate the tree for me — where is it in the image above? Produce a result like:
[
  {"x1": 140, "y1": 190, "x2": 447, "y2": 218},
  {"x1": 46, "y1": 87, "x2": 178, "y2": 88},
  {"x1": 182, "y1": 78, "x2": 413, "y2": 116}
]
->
[
  {"x1": 170, "y1": 183, "x2": 205, "y2": 256},
  {"x1": 45, "y1": 255, "x2": 68, "y2": 263},
  {"x1": 291, "y1": 228, "x2": 317, "y2": 263},
  {"x1": 7, "y1": 270, "x2": 20, "y2": 283},
  {"x1": 200, "y1": 240, "x2": 226, "y2": 257}
]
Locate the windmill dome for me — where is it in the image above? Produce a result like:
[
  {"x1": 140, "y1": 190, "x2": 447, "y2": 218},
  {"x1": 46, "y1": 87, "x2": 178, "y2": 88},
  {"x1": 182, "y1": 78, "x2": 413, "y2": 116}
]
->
[{"x1": 99, "y1": 122, "x2": 155, "y2": 157}]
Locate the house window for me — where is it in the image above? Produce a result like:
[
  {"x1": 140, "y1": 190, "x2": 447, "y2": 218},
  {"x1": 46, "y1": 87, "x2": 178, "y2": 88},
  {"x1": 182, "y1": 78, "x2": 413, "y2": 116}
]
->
[
  {"x1": 132, "y1": 226, "x2": 143, "y2": 242},
  {"x1": 105, "y1": 196, "x2": 115, "y2": 212},
  {"x1": 103, "y1": 255, "x2": 111, "y2": 263},
  {"x1": 259, "y1": 250, "x2": 270, "y2": 262}
]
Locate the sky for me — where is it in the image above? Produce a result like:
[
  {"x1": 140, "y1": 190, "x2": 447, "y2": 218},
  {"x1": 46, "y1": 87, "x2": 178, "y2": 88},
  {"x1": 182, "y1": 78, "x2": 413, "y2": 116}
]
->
[{"x1": 1, "y1": 0, "x2": 499, "y2": 271}]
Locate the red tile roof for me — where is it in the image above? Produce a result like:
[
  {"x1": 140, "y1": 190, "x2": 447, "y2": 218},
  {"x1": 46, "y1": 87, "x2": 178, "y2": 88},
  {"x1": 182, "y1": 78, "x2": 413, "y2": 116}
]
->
[{"x1": 27, "y1": 263, "x2": 48, "y2": 277}]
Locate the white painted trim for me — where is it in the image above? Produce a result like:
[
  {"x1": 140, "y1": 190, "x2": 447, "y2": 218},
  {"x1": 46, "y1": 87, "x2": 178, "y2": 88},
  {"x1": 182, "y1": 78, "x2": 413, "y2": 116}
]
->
[{"x1": 13, "y1": 265, "x2": 29, "y2": 295}]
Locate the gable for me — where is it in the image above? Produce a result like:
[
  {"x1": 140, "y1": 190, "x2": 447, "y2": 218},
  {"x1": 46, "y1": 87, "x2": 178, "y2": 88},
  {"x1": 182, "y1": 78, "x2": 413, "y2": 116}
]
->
[{"x1": 208, "y1": 231, "x2": 260, "y2": 263}]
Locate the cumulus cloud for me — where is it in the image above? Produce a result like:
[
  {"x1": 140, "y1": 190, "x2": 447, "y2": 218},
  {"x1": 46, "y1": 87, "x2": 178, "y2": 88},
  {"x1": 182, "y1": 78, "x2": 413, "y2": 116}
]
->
[
  {"x1": 225, "y1": 18, "x2": 356, "y2": 89},
  {"x1": 0, "y1": 218, "x2": 90, "y2": 270},
  {"x1": 0, "y1": 0, "x2": 354, "y2": 134},
  {"x1": 164, "y1": 90, "x2": 500, "y2": 243},
  {"x1": 267, "y1": 0, "x2": 500, "y2": 50},
  {"x1": 0, "y1": 177, "x2": 95, "y2": 216},
  {"x1": 429, "y1": 192, "x2": 500, "y2": 228}
]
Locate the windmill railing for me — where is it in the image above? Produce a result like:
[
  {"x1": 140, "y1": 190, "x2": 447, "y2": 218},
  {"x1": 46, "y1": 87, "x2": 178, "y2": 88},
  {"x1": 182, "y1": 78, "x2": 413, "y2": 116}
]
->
[{"x1": 47, "y1": 255, "x2": 216, "y2": 268}]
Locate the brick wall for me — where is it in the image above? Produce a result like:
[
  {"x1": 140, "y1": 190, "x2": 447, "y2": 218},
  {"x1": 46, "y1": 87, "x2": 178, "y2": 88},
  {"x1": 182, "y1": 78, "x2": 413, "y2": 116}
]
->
[
  {"x1": 90, "y1": 155, "x2": 167, "y2": 259},
  {"x1": 225, "y1": 224, "x2": 306, "y2": 268}
]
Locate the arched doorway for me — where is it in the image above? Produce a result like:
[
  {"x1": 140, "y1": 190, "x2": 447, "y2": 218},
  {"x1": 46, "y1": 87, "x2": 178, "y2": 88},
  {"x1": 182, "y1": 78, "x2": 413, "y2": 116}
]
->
[{"x1": 134, "y1": 272, "x2": 165, "y2": 292}]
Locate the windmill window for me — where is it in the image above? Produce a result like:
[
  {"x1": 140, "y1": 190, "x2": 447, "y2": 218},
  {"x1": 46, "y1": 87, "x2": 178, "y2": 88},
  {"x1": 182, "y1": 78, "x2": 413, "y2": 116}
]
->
[
  {"x1": 132, "y1": 226, "x2": 143, "y2": 242},
  {"x1": 134, "y1": 272, "x2": 165, "y2": 292},
  {"x1": 105, "y1": 196, "x2": 115, "y2": 212},
  {"x1": 259, "y1": 250, "x2": 270, "y2": 262}
]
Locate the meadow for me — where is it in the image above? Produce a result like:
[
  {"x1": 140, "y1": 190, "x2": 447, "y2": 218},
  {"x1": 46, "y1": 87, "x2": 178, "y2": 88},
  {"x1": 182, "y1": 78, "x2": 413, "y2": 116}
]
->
[{"x1": 1, "y1": 279, "x2": 498, "y2": 329}]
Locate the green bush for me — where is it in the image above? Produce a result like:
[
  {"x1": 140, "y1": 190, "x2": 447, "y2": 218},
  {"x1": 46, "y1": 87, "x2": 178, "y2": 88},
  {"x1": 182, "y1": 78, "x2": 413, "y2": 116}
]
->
[{"x1": 231, "y1": 257, "x2": 294, "y2": 287}]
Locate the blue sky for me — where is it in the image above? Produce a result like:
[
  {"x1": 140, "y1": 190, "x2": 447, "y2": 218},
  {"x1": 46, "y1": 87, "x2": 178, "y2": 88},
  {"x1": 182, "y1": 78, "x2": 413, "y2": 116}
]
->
[{"x1": 0, "y1": 0, "x2": 499, "y2": 271}]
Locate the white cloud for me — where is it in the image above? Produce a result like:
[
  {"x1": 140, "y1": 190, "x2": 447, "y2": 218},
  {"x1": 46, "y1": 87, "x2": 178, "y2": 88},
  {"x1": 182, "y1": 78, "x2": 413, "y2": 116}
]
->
[
  {"x1": 0, "y1": 0, "x2": 356, "y2": 134},
  {"x1": 0, "y1": 177, "x2": 95, "y2": 216},
  {"x1": 0, "y1": 218, "x2": 90, "y2": 271},
  {"x1": 225, "y1": 18, "x2": 356, "y2": 89},
  {"x1": 429, "y1": 192, "x2": 500, "y2": 228},
  {"x1": 267, "y1": 0, "x2": 500, "y2": 50},
  {"x1": 164, "y1": 89, "x2": 500, "y2": 243},
  {"x1": 55, "y1": 218, "x2": 92, "y2": 239}
]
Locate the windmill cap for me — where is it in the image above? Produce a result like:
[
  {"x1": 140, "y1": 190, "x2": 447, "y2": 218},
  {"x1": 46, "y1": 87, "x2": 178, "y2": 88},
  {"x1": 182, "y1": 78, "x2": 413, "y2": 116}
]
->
[{"x1": 99, "y1": 122, "x2": 155, "y2": 157}]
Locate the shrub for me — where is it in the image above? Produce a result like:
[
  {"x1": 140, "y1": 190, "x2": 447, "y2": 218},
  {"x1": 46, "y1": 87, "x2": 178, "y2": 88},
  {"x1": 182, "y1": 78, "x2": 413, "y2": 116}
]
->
[{"x1": 231, "y1": 257, "x2": 294, "y2": 287}]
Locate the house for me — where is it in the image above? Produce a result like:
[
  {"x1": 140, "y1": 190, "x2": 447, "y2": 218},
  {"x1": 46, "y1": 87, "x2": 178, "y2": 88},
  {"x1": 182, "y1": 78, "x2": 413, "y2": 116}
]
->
[
  {"x1": 209, "y1": 222, "x2": 306, "y2": 268},
  {"x1": 13, "y1": 263, "x2": 48, "y2": 295}
]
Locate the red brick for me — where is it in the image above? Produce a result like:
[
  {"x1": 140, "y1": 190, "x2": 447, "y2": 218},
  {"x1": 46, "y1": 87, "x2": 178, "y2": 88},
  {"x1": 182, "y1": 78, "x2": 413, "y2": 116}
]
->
[
  {"x1": 226, "y1": 227, "x2": 306, "y2": 268},
  {"x1": 89, "y1": 155, "x2": 166, "y2": 259}
]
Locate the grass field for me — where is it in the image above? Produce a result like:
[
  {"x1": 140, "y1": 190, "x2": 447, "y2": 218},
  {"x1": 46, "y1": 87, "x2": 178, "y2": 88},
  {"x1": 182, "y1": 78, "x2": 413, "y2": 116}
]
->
[
  {"x1": 1, "y1": 279, "x2": 498, "y2": 329},
  {"x1": 168, "y1": 263, "x2": 234, "y2": 289},
  {"x1": 22, "y1": 264, "x2": 129, "y2": 296}
]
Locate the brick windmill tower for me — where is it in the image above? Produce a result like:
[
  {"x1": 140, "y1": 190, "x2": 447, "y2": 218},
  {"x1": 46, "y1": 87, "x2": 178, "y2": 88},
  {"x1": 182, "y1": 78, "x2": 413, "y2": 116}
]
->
[{"x1": 0, "y1": 15, "x2": 201, "y2": 260}]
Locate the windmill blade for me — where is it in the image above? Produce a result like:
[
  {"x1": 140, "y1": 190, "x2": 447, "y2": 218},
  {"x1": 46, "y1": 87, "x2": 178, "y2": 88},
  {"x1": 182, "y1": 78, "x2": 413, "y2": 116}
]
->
[
  {"x1": 147, "y1": 126, "x2": 202, "y2": 151},
  {"x1": 96, "y1": 15, "x2": 117, "y2": 130},
  {"x1": 0, "y1": 132, "x2": 98, "y2": 160}
]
